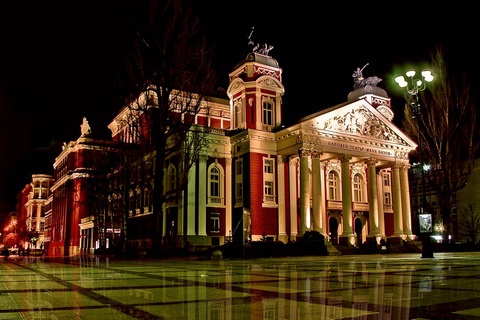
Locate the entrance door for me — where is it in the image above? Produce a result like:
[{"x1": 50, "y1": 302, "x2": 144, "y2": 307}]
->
[
  {"x1": 329, "y1": 217, "x2": 338, "y2": 244},
  {"x1": 355, "y1": 218, "x2": 363, "y2": 246}
]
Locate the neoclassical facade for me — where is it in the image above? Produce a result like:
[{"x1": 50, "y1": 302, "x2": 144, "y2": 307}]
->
[
  {"x1": 46, "y1": 50, "x2": 418, "y2": 255},
  {"x1": 134, "y1": 51, "x2": 418, "y2": 248}
]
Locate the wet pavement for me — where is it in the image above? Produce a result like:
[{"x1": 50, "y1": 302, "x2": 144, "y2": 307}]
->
[{"x1": 1, "y1": 252, "x2": 480, "y2": 319}]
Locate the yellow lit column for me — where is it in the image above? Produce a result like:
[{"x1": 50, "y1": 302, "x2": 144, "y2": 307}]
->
[
  {"x1": 187, "y1": 162, "x2": 197, "y2": 237},
  {"x1": 225, "y1": 158, "x2": 232, "y2": 239},
  {"x1": 312, "y1": 150, "x2": 324, "y2": 234},
  {"x1": 299, "y1": 148, "x2": 311, "y2": 235},
  {"x1": 400, "y1": 164, "x2": 413, "y2": 239},
  {"x1": 366, "y1": 158, "x2": 380, "y2": 238},
  {"x1": 339, "y1": 154, "x2": 354, "y2": 246},
  {"x1": 288, "y1": 157, "x2": 298, "y2": 239},
  {"x1": 198, "y1": 155, "x2": 208, "y2": 237},
  {"x1": 376, "y1": 171, "x2": 386, "y2": 237},
  {"x1": 277, "y1": 155, "x2": 287, "y2": 242},
  {"x1": 392, "y1": 163, "x2": 404, "y2": 237}
]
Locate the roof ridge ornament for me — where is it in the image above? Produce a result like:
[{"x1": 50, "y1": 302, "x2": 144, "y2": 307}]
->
[
  {"x1": 352, "y1": 63, "x2": 382, "y2": 89},
  {"x1": 248, "y1": 27, "x2": 274, "y2": 56}
]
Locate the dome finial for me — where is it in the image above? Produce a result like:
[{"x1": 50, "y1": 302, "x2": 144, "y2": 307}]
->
[{"x1": 247, "y1": 27, "x2": 274, "y2": 56}]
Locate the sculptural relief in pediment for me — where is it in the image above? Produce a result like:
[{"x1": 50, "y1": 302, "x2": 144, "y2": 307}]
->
[{"x1": 322, "y1": 106, "x2": 409, "y2": 146}]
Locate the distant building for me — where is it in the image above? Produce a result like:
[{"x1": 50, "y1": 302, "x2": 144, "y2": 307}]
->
[
  {"x1": 47, "y1": 121, "x2": 122, "y2": 256},
  {"x1": 24, "y1": 174, "x2": 54, "y2": 249}
]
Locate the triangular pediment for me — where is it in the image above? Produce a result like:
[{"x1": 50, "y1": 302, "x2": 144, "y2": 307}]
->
[{"x1": 300, "y1": 99, "x2": 417, "y2": 149}]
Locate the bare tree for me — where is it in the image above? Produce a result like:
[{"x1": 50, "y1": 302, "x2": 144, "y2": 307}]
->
[
  {"x1": 402, "y1": 47, "x2": 479, "y2": 237},
  {"x1": 114, "y1": 0, "x2": 216, "y2": 248},
  {"x1": 458, "y1": 204, "x2": 480, "y2": 242}
]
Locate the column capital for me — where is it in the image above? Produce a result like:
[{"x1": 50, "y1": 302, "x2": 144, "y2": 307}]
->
[
  {"x1": 199, "y1": 155, "x2": 209, "y2": 163},
  {"x1": 311, "y1": 149, "x2": 323, "y2": 159},
  {"x1": 225, "y1": 158, "x2": 232, "y2": 166},
  {"x1": 289, "y1": 156, "x2": 298, "y2": 166},
  {"x1": 298, "y1": 147, "x2": 312, "y2": 158},
  {"x1": 365, "y1": 157, "x2": 378, "y2": 167},
  {"x1": 399, "y1": 163, "x2": 411, "y2": 171},
  {"x1": 339, "y1": 154, "x2": 352, "y2": 163}
]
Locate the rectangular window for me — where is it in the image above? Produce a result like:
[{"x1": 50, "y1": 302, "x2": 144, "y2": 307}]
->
[
  {"x1": 211, "y1": 213, "x2": 220, "y2": 233},
  {"x1": 384, "y1": 192, "x2": 391, "y2": 205},
  {"x1": 383, "y1": 173, "x2": 390, "y2": 186},
  {"x1": 262, "y1": 101, "x2": 273, "y2": 126},
  {"x1": 263, "y1": 157, "x2": 276, "y2": 203},
  {"x1": 235, "y1": 159, "x2": 243, "y2": 205}
]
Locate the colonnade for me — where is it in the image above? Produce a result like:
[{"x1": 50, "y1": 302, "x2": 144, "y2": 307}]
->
[{"x1": 287, "y1": 148, "x2": 413, "y2": 246}]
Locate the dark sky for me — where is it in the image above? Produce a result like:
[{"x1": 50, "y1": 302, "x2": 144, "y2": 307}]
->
[{"x1": 0, "y1": 1, "x2": 477, "y2": 218}]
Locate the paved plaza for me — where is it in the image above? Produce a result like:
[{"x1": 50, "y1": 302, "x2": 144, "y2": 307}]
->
[{"x1": 0, "y1": 252, "x2": 480, "y2": 319}]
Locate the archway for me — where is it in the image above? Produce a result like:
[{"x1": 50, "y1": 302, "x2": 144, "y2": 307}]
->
[{"x1": 329, "y1": 217, "x2": 339, "y2": 244}]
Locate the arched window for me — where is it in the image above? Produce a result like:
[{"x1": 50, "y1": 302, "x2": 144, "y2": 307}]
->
[
  {"x1": 328, "y1": 171, "x2": 340, "y2": 200},
  {"x1": 353, "y1": 174, "x2": 363, "y2": 202},
  {"x1": 210, "y1": 167, "x2": 220, "y2": 197},
  {"x1": 167, "y1": 163, "x2": 177, "y2": 192},
  {"x1": 208, "y1": 163, "x2": 224, "y2": 205}
]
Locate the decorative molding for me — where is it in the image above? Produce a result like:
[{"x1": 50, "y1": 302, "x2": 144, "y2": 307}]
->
[{"x1": 323, "y1": 106, "x2": 408, "y2": 146}]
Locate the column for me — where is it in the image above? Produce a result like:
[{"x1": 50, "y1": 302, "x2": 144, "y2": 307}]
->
[
  {"x1": 366, "y1": 158, "x2": 380, "y2": 238},
  {"x1": 392, "y1": 163, "x2": 404, "y2": 237},
  {"x1": 376, "y1": 171, "x2": 386, "y2": 237},
  {"x1": 225, "y1": 158, "x2": 232, "y2": 239},
  {"x1": 277, "y1": 155, "x2": 287, "y2": 242},
  {"x1": 339, "y1": 154, "x2": 354, "y2": 246},
  {"x1": 312, "y1": 150, "x2": 324, "y2": 234},
  {"x1": 299, "y1": 148, "x2": 311, "y2": 235},
  {"x1": 198, "y1": 155, "x2": 208, "y2": 236},
  {"x1": 400, "y1": 164, "x2": 413, "y2": 239},
  {"x1": 187, "y1": 161, "x2": 197, "y2": 236},
  {"x1": 289, "y1": 157, "x2": 298, "y2": 238}
]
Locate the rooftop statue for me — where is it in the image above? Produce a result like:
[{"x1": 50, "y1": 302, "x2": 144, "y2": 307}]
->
[
  {"x1": 353, "y1": 63, "x2": 382, "y2": 89},
  {"x1": 80, "y1": 117, "x2": 92, "y2": 137},
  {"x1": 248, "y1": 27, "x2": 274, "y2": 56}
]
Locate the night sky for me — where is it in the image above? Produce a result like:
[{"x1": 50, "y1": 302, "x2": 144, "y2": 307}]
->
[{"x1": 0, "y1": 1, "x2": 477, "y2": 219}]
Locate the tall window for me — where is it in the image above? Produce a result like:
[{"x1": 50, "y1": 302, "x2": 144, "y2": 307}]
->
[
  {"x1": 262, "y1": 101, "x2": 273, "y2": 126},
  {"x1": 167, "y1": 164, "x2": 177, "y2": 192},
  {"x1": 328, "y1": 171, "x2": 339, "y2": 200},
  {"x1": 235, "y1": 100, "x2": 242, "y2": 128},
  {"x1": 208, "y1": 164, "x2": 224, "y2": 205},
  {"x1": 210, "y1": 167, "x2": 220, "y2": 198},
  {"x1": 235, "y1": 159, "x2": 243, "y2": 205},
  {"x1": 263, "y1": 158, "x2": 275, "y2": 203},
  {"x1": 353, "y1": 174, "x2": 363, "y2": 202},
  {"x1": 383, "y1": 172, "x2": 392, "y2": 210}
]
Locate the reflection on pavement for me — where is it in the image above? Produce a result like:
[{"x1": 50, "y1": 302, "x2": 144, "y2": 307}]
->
[{"x1": 0, "y1": 252, "x2": 479, "y2": 319}]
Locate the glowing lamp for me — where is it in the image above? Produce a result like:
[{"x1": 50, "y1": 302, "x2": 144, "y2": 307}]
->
[
  {"x1": 406, "y1": 70, "x2": 416, "y2": 77},
  {"x1": 394, "y1": 75, "x2": 405, "y2": 84}
]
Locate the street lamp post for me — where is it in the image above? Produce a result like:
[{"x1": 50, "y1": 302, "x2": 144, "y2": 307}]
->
[{"x1": 395, "y1": 70, "x2": 435, "y2": 258}]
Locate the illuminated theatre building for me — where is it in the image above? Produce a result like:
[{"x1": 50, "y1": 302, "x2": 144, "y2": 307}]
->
[
  {"x1": 48, "y1": 49, "x2": 418, "y2": 255},
  {"x1": 110, "y1": 49, "x2": 418, "y2": 250}
]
